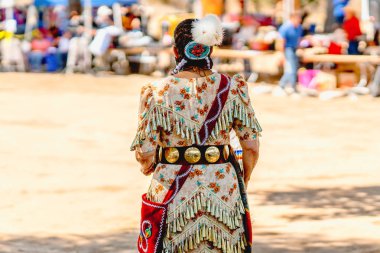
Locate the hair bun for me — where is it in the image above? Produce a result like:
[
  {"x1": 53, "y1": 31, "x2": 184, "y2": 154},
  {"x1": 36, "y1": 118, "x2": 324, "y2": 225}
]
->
[{"x1": 191, "y1": 14, "x2": 224, "y2": 46}]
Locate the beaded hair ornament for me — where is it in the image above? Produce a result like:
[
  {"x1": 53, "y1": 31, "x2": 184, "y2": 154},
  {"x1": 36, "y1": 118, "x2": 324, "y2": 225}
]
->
[{"x1": 172, "y1": 15, "x2": 224, "y2": 74}]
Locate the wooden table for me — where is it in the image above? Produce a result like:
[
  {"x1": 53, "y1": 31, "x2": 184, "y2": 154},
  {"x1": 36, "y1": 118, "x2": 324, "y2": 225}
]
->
[
  {"x1": 212, "y1": 48, "x2": 273, "y2": 59},
  {"x1": 301, "y1": 54, "x2": 380, "y2": 87},
  {"x1": 302, "y1": 54, "x2": 380, "y2": 65},
  {"x1": 114, "y1": 45, "x2": 170, "y2": 55}
]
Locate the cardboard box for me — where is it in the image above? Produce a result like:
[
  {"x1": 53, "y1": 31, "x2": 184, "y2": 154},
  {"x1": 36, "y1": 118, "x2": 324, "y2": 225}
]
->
[
  {"x1": 314, "y1": 71, "x2": 337, "y2": 90},
  {"x1": 338, "y1": 72, "x2": 358, "y2": 88}
]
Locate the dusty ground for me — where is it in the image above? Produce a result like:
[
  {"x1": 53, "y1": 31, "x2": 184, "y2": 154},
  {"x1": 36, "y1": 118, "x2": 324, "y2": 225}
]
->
[{"x1": 0, "y1": 73, "x2": 379, "y2": 253}]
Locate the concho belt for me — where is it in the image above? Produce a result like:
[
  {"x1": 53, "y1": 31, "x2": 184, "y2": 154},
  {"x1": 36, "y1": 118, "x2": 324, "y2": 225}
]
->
[{"x1": 157, "y1": 145, "x2": 231, "y2": 165}]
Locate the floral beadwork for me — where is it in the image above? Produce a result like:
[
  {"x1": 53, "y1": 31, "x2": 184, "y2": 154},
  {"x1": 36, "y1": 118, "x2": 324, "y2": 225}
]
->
[
  {"x1": 191, "y1": 44, "x2": 206, "y2": 57},
  {"x1": 184, "y1": 41, "x2": 211, "y2": 60}
]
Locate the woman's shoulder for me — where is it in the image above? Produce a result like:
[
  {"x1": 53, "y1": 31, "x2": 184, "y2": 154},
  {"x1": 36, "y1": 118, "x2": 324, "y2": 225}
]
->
[
  {"x1": 142, "y1": 76, "x2": 181, "y2": 95},
  {"x1": 227, "y1": 73, "x2": 251, "y2": 105},
  {"x1": 139, "y1": 77, "x2": 166, "y2": 98},
  {"x1": 229, "y1": 73, "x2": 246, "y2": 85}
]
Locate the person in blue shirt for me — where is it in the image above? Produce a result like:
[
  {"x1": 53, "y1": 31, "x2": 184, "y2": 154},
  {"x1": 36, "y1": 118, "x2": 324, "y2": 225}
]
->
[
  {"x1": 278, "y1": 13, "x2": 303, "y2": 92},
  {"x1": 333, "y1": 0, "x2": 349, "y2": 24}
]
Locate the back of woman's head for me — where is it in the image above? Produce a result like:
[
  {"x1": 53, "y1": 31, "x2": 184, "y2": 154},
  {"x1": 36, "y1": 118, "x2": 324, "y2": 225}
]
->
[
  {"x1": 172, "y1": 15, "x2": 224, "y2": 74},
  {"x1": 173, "y1": 19, "x2": 198, "y2": 65}
]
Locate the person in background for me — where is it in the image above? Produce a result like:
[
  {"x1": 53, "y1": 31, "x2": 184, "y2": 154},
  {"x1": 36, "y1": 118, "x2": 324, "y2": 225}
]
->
[
  {"x1": 160, "y1": 20, "x2": 172, "y2": 46},
  {"x1": 43, "y1": 28, "x2": 61, "y2": 72},
  {"x1": 14, "y1": 7, "x2": 27, "y2": 34},
  {"x1": 95, "y1": 6, "x2": 113, "y2": 29},
  {"x1": 121, "y1": 7, "x2": 134, "y2": 31},
  {"x1": 130, "y1": 18, "x2": 141, "y2": 32},
  {"x1": 300, "y1": 11, "x2": 313, "y2": 36},
  {"x1": 118, "y1": 17, "x2": 152, "y2": 48},
  {"x1": 28, "y1": 30, "x2": 52, "y2": 72},
  {"x1": 277, "y1": 12, "x2": 303, "y2": 93},
  {"x1": 235, "y1": 18, "x2": 258, "y2": 46},
  {"x1": 57, "y1": 30, "x2": 71, "y2": 70},
  {"x1": 343, "y1": 7, "x2": 362, "y2": 55},
  {"x1": 49, "y1": 25, "x2": 61, "y2": 41},
  {"x1": 68, "y1": 11, "x2": 83, "y2": 36},
  {"x1": 328, "y1": 27, "x2": 347, "y2": 54},
  {"x1": 53, "y1": 6, "x2": 68, "y2": 32},
  {"x1": 130, "y1": 4, "x2": 141, "y2": 21},
  {"x1": 369, "y1": 0, "x2": 380, "y2": 46},
  {"x1": 132, "y1": 16, "x2": 261, "y2": 252},
  {"x1": 333, "y1": 0, "x2": 349, "y2": 25}
]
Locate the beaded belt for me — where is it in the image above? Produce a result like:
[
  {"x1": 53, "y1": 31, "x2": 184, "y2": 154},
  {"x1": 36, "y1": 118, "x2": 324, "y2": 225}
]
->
[{"x1": 157, "y1": 145, "x2": 231, "y2": 165}]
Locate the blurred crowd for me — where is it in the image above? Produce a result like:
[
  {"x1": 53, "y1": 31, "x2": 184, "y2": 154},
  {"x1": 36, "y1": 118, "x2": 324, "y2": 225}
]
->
[
  {"x1": 0, "y1": 3, "x2": 153, "y2": 73},
  {"x1": 275, "y1": 6, "x2": 380, "y2": 93},
  {"x1": 0, "y1": 0, "x2": 379, "y2": 83}
]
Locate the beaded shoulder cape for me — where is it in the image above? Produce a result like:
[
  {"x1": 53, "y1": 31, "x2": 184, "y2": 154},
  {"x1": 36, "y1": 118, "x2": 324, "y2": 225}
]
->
[{"x1": 131, "y1": 73, "x2": 261, "y2": 151}]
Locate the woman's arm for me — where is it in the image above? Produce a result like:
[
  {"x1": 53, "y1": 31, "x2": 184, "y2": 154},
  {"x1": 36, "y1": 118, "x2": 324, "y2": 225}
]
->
[
  {"x1": 135, "y1": 150, "x2": 156, "y2": 176},
  {"x1": 229, "y1": 74, "x2": 262, "y2": 189},
  {"x1": 131, "y1": 84, "x2": 159, "y2": 176},
  {"x1": 240, "y1": 138, "x2": 260, "y2": 188}
]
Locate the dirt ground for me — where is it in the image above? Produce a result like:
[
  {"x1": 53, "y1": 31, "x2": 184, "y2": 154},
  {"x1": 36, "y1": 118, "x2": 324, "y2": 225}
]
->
[{"x1": 0, "y1": 73, "x2": 379, "y2": 253}]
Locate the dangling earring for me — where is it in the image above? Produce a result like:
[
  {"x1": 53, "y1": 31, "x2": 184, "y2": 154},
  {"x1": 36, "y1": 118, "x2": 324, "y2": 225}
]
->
[
  {"x1": 171, "y1": 58, "x2": 187, "y2": 75},
  {"x1": 206, "y1": 57, "x2": 211, "y2": 69}
]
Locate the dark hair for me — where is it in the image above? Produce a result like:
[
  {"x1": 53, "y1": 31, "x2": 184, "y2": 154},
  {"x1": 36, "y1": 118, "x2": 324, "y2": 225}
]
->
[{"x1": 173, "y1": 19, "x2": 213, "y2": 71}]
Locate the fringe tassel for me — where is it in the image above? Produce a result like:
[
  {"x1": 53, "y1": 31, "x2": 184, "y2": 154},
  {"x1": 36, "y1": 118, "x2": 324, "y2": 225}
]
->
[
  {"x1": 167, "y1": 216, "x2": 248, "y2": 253},
  {"x1": 166, "y1": 187, "x2": 245, "y2": 238},
  {"x1": 130, "y1": 97, "x2": 262, "y2": 151}
]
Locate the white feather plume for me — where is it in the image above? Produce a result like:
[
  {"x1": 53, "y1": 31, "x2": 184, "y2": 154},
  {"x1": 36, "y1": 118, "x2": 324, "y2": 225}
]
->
[{"x1": 191, "y1": 14, "x2": 224, "y2": 46}]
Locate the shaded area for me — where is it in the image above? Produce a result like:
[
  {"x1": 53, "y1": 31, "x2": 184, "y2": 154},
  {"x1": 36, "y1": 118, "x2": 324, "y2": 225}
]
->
[
  {"x1": 253, "y1": 234, "x2": 380, "y2": 253},
  {"x1": 253, "y1": 186, "x2": 380, "y2": 221},
  {"x1": 1, "y1": 231, "x2": 380, "y2": 253},
  {"x1": 0, "y1": 230, "x2": 138, "y2": 253}
]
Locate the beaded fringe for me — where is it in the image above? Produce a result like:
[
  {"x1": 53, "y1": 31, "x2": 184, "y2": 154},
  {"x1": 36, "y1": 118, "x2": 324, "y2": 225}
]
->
[
  {"x1": 163, "y1": 216, "x2": 247, "y2": 253},
  {"x1": 130, "y1": 97, "x2": 262, "y2": 151},
  {"x1": 165, "y1": 188, "x2": 245, "y2": 236}
]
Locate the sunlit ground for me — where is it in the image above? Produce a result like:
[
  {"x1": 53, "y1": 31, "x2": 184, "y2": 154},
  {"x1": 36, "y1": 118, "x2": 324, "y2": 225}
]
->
[{"x1": 0, "y1": 73, "x2": 379, "y2": 253}]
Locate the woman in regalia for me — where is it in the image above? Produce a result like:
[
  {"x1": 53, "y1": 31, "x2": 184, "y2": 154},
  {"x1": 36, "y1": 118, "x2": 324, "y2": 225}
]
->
[{"x1": 131, "y1": 15, "x2": 262, "y2": 253}]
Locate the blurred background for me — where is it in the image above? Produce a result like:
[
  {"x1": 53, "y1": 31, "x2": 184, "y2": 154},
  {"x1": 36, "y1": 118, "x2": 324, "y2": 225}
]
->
[{"x1": 0, "y1": 0, "x2": 379, "y2": 252}]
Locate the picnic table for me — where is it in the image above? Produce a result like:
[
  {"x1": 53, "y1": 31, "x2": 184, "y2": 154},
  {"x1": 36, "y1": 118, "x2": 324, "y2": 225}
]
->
[
  {"x1": 212, "y1": 48, "x2": 280, "y2": 76},
  {"x1": 302, "y1": 54, "x2": 380, "y2": 64},
  {"x1": 212, "y1": 48, "x2": 273, "y2": 59},
  {"x1": 301, "y1": 53, "x2": 380, "y2": 87},
  {"x1": 115, "y1": 44, "x2": 170, "y2": 55}
]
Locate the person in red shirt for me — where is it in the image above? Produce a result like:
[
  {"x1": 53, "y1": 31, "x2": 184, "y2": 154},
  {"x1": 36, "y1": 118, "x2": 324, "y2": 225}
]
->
[
  {"x1": 28, "y1": 30, "x2": 52, "y2": 71},
  {"x1": 343, "y1": 7, "x2": 362, "y2": 55}
]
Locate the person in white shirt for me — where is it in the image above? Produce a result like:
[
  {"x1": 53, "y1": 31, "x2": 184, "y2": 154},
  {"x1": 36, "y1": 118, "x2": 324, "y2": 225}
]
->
[{"x1": 57, "y1": 31, "x2": 72, "y2": 70}]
